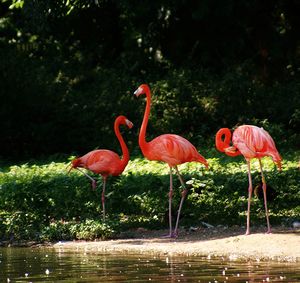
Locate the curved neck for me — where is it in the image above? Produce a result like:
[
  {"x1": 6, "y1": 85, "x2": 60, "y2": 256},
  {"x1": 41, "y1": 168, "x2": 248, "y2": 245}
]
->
[
  {"x1": 215, "y1": 128, "x2": 231, "y2": 152},
  {"x1": 215, "y1": 128, "x2": 240, "y2": 157},
  {"x1": 139, "y1": 88, "x2": 151, "y2": 150},
  {"x1": 114, "y1": 120, "x2": 130, "y2": 166}
]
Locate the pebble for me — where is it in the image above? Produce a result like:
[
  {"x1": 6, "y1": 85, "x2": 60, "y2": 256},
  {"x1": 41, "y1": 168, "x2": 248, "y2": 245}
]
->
[{"x1": 292, "y1": 221, "x2": 300, "y2": 228}]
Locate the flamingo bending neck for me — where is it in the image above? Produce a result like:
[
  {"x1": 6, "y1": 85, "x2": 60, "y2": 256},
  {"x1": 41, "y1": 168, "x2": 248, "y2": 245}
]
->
[
  {"x1": 114, "y1": 115, "x2": 132, "y2": 167},
  {"x1": 215, "y1": 128, "x2": 241, "y2": 157}
]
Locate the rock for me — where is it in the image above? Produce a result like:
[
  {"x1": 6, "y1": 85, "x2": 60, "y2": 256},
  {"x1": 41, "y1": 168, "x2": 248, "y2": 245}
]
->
[{"x1": 292, "y1": 221, "x2": 300, "y2": 229}]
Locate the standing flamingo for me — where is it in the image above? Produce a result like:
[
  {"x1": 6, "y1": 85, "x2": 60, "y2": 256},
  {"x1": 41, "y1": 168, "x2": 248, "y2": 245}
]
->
[
  {"x1": 69, "y1": 115, "x2": 133, "y2": 221},
  {"x1": 215, "y1": 125, "x2": 282, "y2": 235},
  {"x1": 134, "y1": 84, "x2": 208, "y2": 237}
]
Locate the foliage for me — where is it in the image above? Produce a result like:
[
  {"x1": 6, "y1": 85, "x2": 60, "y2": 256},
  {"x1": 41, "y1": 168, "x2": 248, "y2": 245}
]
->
[
  {"x1": 0, "y1": 0, "x2": 299, "y2": 241},
  {"x1": 0, "y1": 0, "x2": 300, "y2": 159},
  {"x1": 0, "y1": 152, "x2": 299, "y2": 242},
  {"x1": 0, "y1": 54, "x2": 299, "y2": 160},
  {"x1": 40, "y1": 219, "x2": 119, "y2": 242}
]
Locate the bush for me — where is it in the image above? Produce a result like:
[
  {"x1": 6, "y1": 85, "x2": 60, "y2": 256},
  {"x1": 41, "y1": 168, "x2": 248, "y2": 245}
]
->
[
  {"x1": 1, "y1": 152, "x2": 298, "y2": 242},
  {"x1": 40, "y1": 219, "x2": 119, "y2": 242}
]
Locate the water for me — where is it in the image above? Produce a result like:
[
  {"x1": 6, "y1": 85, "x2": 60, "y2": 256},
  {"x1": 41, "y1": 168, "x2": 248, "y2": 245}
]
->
[{"x1": 0, "y1": 247, "x2": 300, "y2": 282}]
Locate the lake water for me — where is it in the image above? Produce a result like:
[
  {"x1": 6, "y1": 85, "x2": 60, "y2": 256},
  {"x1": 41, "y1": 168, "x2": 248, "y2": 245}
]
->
[{"x1": 0, "y1": 247, "x2": 300, "y2": 282}]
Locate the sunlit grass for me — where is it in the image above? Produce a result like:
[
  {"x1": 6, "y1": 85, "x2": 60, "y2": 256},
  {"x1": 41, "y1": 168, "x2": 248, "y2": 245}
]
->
[
  {"x1": 0, "y1": 151, "x2": 299, "y2": 241},
  {"x1": 1, "y1": 150, "x2": 298, "y2": 179}
]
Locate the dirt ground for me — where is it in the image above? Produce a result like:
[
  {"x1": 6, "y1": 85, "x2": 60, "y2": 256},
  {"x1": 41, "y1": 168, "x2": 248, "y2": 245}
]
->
[{"x1": 53, "y1": 226, "x2": 300, "y2": 262}]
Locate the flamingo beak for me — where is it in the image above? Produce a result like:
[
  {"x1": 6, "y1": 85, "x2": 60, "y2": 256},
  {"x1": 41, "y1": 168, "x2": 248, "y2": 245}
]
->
[
  {"x1": 224, "y1": 146, "x2": 235, "y2": 154},
  {"x1": 134, "y1": 87, "x2": 142, "y2": 97},
  {"x1": 277, "y1": 161, "x2": 282, "y2": 171},
  {"x1": 126, "y1": 119, "x2": 134, "y2": 129},
  {"x1": 66, "y1": 163, "x2": 73, "y2": 173}
]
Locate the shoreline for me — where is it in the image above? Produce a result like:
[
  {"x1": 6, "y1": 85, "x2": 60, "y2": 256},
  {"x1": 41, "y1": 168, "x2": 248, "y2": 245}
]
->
[{"x1": 52, "y1": 226, "x2": 300, "y2": 262}]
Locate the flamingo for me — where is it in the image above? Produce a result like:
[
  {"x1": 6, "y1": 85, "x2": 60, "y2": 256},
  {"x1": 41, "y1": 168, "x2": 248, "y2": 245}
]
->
[
  {"x1": 215, "y1": 125, "x2": 282, "y2": 235},
  {"x1": 69, "y1": 115, "x2": 133, "y2": 221},
  {"x1": 134, "y1": 84, "x2": 208, "y2": 237}
]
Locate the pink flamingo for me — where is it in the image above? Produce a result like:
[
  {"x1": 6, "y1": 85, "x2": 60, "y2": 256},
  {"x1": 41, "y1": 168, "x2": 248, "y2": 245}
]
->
[
  {"x1": 134, "y1": 84, "x2": 208, "y2": 237},
  {"x1": 215, "y1": 125, "x2": 282, "y2": 235},
  {"x1": 69, "y1": 115, "x2": 133, "y2": 221}
]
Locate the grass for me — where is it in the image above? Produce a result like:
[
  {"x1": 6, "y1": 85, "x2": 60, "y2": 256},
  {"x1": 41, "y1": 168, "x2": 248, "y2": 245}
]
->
[{"x1": 0, "y1": 150, "x2": 299, "y2": 242}]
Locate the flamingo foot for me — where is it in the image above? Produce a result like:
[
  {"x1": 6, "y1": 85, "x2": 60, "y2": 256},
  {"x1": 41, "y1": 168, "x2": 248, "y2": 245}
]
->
[
  {"x1": 161, "y1": 232, "x2": 178, "y2": 239},
  {"x1": 245, "y1": 229, "x2": 250, "y2": 236},
  {"x1": 266, "y1": 229, "x2": 272, "y2": 234}
]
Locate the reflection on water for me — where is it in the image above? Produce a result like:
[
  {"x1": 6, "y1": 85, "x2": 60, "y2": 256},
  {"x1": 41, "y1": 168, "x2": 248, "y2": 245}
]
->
[{"x1": 0, "y1": 247, "x2": 300, "y2": 282}]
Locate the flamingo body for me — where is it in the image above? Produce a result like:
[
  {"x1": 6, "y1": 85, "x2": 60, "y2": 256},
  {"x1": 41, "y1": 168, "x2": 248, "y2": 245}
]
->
[
  {"x1": 215, "y1": 125, "x2": 281, "y2": 235},
  {"x1": 232, "y1": 125, "x2": 281, "y2": 167},
  {"x1": 74, "y1": 149, "x2": 126, "y2": 177},
  {"x1": 144, "y1": 134, "x2": 208, "y2": 168},
  {"x1": 135, "y1": 84, "x2": 208, "y2": 237},
  {"x1": 70, "y1": 115, "x2": 133, "y2": 220}
]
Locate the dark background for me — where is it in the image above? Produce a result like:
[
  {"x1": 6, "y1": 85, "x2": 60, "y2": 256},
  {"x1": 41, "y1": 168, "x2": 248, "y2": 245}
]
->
[{"x1": 1, "y1": 0, "x2": 299, "y2": 160}]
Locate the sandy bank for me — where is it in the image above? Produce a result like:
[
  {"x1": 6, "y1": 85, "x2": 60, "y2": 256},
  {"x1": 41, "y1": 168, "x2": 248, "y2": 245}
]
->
[{"x1": 53, "y1": 226, "x2": 300, "y2": 262}]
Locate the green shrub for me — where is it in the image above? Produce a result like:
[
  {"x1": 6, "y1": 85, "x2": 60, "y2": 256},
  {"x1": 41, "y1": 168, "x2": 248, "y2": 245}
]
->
[
  {"x1": 71, "y1": 219, "x2": 118, "y2": 240},
  {"x1": 39, "y1": 219, "x2": 119, "y2": 242},
  {"x1": 0, "y1": 152, "x2": 299, "y2": 242}
]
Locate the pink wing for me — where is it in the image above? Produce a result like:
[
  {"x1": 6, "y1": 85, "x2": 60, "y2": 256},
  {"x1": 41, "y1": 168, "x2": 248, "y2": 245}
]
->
[
  {"x1": 145, "y1": 134, "x2": 208, "y2": 167},
  {"x1": 232, "y1": 125, "x2": 281, "y2": 167},
  {"x1": 80, "y1": 149, "x2": 124, "y2": 176}
]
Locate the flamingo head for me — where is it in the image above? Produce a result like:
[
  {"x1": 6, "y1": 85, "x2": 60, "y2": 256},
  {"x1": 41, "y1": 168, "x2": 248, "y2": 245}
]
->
[
  {"x1": 134, "y1": 84, "x2": 150, "y2": 97},
  {"x1": 115, "y1": 115, "x2": 134, "y2": 129},
  {"x1": 68, "y1": 158, "x2": 82, "y2": 172},
  {"x1": 126, "y1": 119, "x2": 133, "y2": 129},
  {"x1": 126, "y1": 118, "x2": 134, "y2": 129},
  {"x1": 224, "y1": 146, "x2": 241, "y2": 157}
]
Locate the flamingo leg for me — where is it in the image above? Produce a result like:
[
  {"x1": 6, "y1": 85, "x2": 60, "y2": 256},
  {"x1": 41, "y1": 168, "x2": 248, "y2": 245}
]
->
[
  {"x1": 167, "y1": 167, "x2": 174, "y2": 237},
  {"x1": 246, "y1": 160, "x2": 253, "y2": 235},
  {"x1": 258, "y1": 159, "x2": 271, "y2": 233},
  {"x1": 102, "y1": 177, "x2": 107, "y2": 221},
  {"x1": 174, "y1": 166, "x2": 188, "y2": 237}
]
